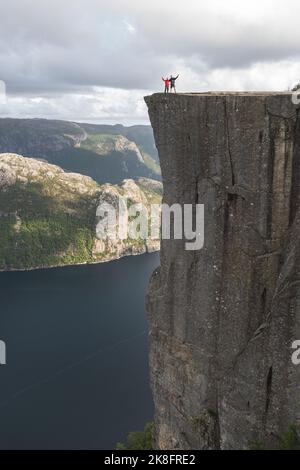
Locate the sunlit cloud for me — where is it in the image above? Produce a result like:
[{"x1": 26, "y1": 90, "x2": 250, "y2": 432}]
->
[{"x1": 0, "y1": 0, "x2": 299, "y2": 123}]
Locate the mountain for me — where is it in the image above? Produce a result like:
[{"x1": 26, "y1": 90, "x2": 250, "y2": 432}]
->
[
  {"x1": 0, "y1": 119, "x2": 160, "y2": 185},
  {"x1": 0, "y1": 153, "x2": 162, "y2": 271}
]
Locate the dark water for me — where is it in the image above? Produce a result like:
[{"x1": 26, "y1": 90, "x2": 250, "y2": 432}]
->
[{"x1": 0, "y1": 253, "x2": 159, "y2": 450}]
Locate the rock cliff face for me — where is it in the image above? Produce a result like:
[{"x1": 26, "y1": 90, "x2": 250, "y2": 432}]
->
[{"x1": 145, "y1": 92, "x2": 300, "y2": 450}]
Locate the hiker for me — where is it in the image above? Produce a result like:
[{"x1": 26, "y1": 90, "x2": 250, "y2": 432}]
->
[
  {"x1": 162, "y1": 77, "x2": 170, "y2": 93},
  {"x1": 170, "y1": 74, "x2": 179, "y2": 93}
]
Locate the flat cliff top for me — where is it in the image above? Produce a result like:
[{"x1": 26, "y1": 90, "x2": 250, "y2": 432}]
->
[{"x1": 146, "y1": 91, "x2": 294, "y2": 98}]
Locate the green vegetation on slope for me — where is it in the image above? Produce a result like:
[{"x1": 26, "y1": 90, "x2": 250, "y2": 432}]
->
[
  {"x1": 0, "y1": 118, "x2": 161, "y2": 185},
  {"x1": 82, "y1": 133, "x2": 120, "y2": 154}
]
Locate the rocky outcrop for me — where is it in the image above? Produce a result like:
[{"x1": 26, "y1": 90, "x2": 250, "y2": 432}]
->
[
  {"x1": 145, "y1": 92, "x2": 300, "y2": 450},
  {"x1": 0, "y1": 118, "x2": 161, "y2": 184}
]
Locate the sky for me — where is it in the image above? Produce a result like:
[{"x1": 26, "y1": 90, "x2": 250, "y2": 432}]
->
[{"x1": 0, "y1": 0, "x2": 300, "y2": 124}]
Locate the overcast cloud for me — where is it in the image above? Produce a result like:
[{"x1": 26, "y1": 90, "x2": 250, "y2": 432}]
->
[{"x1": 0, "y1": 0, "x2": 300, "y2": 124}]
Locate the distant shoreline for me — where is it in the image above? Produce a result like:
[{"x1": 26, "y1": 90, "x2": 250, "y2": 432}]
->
[{"x1": 0, "y1": 247, "x2": 160, "y2": 273}]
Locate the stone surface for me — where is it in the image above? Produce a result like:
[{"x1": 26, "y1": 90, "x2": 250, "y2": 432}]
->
[{"x1": 145, "y1": 92, "x2": 300, "y2": 450}]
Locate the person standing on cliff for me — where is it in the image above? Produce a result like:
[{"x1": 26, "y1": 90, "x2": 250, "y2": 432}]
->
[
  {"x1": 162, "y1": 77, "x2": 170, "y2": 93},
  {"x1": 170, "y1": 74, "x2": 179, "y2": 93}
]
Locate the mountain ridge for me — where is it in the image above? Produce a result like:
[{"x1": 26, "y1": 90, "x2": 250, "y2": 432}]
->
[{"x1": 145, "y1": 92, "x2": 300, "y2": 450}]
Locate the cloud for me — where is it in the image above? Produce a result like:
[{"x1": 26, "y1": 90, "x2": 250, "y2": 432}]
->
[{"x1": 0, "y1": 0, "x2": 299, "y2": 123}]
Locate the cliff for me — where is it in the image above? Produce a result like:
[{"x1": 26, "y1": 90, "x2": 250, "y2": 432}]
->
[
  {"x1": 145, "y1": 92, "x2": 300, "y2": 450},
  {"x1": 0, "y1": 153, "x2": 161, "y2": 271}
]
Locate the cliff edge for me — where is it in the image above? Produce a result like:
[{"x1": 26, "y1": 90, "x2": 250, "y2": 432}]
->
[{"x1": 145, "y1": 92, "x2": 300, "y2": 449}]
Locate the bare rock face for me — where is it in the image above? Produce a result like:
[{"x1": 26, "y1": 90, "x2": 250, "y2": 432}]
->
[{"x1": 145, "y1": 92, "x2": 300, "y2": 450}]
